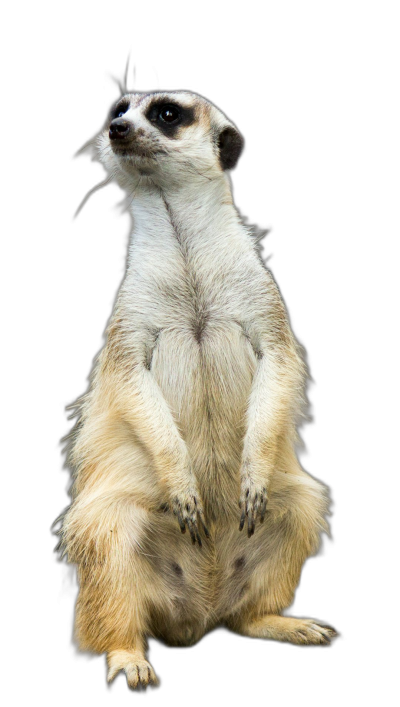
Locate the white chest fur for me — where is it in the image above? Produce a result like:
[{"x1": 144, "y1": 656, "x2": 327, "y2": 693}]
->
[{"x1": 111, "y1": 181, "x2": 269, "y2": 515}]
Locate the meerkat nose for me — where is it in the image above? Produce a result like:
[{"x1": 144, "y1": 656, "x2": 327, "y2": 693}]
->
[{"x1": 109, "y1": 118, "x2": 131, "y2": 140}]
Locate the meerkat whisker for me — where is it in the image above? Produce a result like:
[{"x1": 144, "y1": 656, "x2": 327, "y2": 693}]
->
[
  {"x1": 74, "y1": 175, "x2": 114, "y2": 218},
  {"x1": 109, "y1": 73, "x2": 125, "y2": 96},
  {"x1": 123, "y1": 54, "x2": 130, "y2": 94}
]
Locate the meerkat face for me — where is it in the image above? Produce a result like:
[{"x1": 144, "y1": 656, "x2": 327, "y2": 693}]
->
[{"x1": 97, "y1": 91, "x2": 244, "y2": 189}]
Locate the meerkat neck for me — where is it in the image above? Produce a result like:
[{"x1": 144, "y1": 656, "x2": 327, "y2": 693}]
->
[
  {"x1": 129, "y1": 176, "x2": 233, "y2": 215},
  {"x1": 127, "y1": 176, "x2": 243, "y2": 256}
]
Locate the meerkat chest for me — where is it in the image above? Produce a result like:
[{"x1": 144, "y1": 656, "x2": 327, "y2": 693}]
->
[
  {"x1": 142, "y1": 244, "x2": 260, "y2": 449},
  {"x1": 130, "y1": 238, "x2": 265, "y2": 338},
  {"x1": 121, "y1": 227, "x2": 268, "y2": 441}
]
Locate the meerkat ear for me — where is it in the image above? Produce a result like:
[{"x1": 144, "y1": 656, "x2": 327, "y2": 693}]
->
[{"x1": 218, "y1": 126, "x2": 244, "y2": 171}]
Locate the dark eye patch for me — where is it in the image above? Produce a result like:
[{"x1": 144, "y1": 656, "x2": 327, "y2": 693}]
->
[
  {"x1": 145, "y1": 100, "x2": 195, "y2": 138},
  {"x1": 111, "y1": 100, "x2": 130, "y2": 118}
]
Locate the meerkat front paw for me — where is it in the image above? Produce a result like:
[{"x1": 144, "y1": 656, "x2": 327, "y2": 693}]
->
[
  {"x1": 171, "y1": 482, "x2": 210, "y2": 547},
  {"x1": 107, "y1": 650, "x2": 158, "y2": 690},
  {"x1": 239, "y1": 474, "x2": 268, "y2": 537}
]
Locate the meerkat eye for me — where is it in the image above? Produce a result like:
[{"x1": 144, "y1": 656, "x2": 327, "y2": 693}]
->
[
  {"x1": 159, "y1": 105, "x2": 181, "y2": 124},
  {"x1": 112, "y1": 102, "x2": 129, "y2": 119}
]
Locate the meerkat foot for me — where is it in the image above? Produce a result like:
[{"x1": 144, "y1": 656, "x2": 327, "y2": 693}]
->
[
  {"x1": 107, "y1": 649, "x2": 158, "y2": 689},
  {"x1": 237, "y1": 615, "x2": 338, "y2": 645}
]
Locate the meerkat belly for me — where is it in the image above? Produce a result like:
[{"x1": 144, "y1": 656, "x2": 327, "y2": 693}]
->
[
  {"x1": 143, "y1": 317, "x2": 259, "y2": 638},
  {"x1": 141, "y1": 495, "x2": 273, "y2": 644},
  {"x1": 150, "y1": 318, "x2": 257, "y2": 518}
]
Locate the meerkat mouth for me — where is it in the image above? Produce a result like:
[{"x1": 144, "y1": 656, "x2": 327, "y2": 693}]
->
[
  {"x1": 112, "y1": 145, "x2": 152, "y2": 157},
  {"x1": 112, "y1": 144, "x2": 166, "y2": 162}
]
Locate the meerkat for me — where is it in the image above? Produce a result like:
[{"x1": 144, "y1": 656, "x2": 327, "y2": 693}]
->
[{"x1": 57, "y1": 89, "x2": 337, "y2": 690}]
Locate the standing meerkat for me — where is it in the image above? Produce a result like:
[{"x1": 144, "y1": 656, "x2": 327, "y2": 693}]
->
[{"x1": 57, "y1": 89, "x2": 337, "y2": 689}]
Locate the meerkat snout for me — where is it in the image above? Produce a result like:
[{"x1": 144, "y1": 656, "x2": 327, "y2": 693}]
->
[{"x1": 109, "y1": 118, "x2": 131, "y2": 141}]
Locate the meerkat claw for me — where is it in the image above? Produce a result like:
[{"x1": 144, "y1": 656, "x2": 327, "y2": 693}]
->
[
  {"x1": 239, "y1": 511, "x2": 246, "y2": 531},
  {"x1": 176, "y1": 511, "x2": 186, "y2": 533},
  {"x1": 195, "y1": 501, "x2": 210, "y2": 538}
]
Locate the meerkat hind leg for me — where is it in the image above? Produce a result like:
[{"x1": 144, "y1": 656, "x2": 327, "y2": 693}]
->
[
  {"x1": 107, "y1": 647, "x2": 158, "y2": 689},
  {"x1": 238, "y1": 614, "x2": 337, "y2": 645},
  {"x1": 228, "y1": 459, "x2": 337, "y2": 646}
]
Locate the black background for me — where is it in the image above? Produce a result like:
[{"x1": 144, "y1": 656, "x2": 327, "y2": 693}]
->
[{"x1": 32, "y1": 15, "x2": 372, "y2": 704}]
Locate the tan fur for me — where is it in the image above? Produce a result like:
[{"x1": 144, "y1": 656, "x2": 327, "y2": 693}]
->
[{"x1": 57, "y1": 89, "x2": 336, "y2": 689}]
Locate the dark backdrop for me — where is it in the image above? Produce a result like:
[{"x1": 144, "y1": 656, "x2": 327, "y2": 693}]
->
[{"x1": 36, "y1": 24, "x2": 363, "y2": 704}]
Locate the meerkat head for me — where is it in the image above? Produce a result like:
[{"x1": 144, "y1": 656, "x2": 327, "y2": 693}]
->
[{"x1": 97, "y1": 90, "x2": 244, "y2": 190}]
